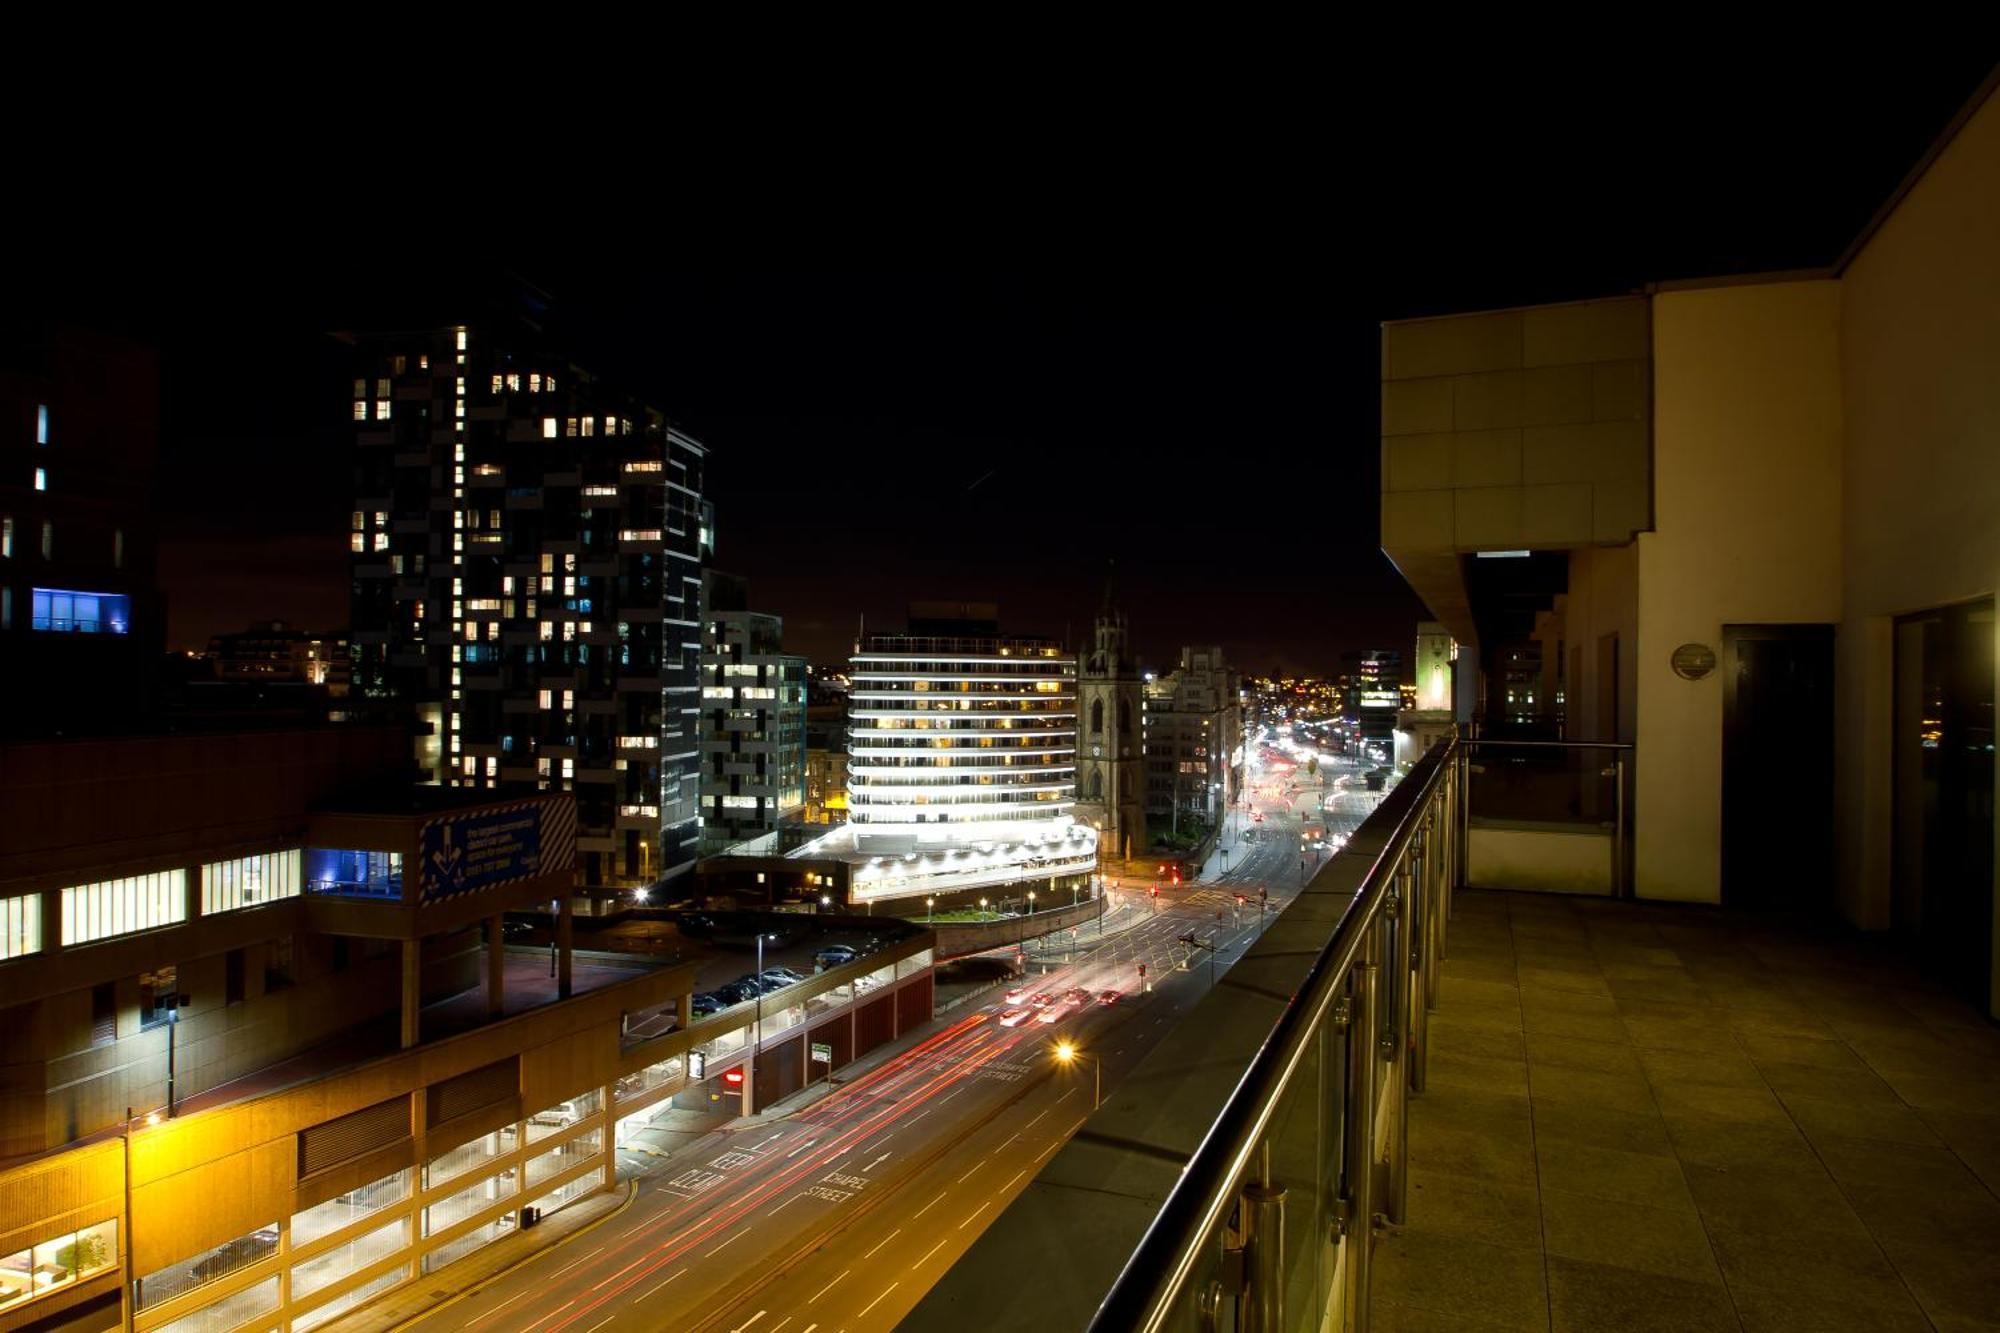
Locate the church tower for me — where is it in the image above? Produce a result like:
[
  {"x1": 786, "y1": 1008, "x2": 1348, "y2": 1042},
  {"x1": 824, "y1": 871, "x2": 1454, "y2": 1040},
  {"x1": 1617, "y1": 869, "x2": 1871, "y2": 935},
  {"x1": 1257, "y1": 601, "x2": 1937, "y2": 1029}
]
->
[{"x1": 1074, "y1": 583, "x2": 1146, "y2": 863}]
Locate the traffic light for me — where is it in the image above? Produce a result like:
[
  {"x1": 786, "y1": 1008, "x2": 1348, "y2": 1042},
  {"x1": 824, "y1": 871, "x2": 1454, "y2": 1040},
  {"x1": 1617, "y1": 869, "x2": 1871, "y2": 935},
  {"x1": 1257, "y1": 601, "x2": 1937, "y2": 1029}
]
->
[
  {"x1": 1171, "y1": 868, "x2": 1180, "y2": 885},
  {"x1": 1138, "y1": 963, "x2": 1146, "y2": 978},
  {"x1": 1150, "y1": 885, "x2": 1159, "y2": 898}
]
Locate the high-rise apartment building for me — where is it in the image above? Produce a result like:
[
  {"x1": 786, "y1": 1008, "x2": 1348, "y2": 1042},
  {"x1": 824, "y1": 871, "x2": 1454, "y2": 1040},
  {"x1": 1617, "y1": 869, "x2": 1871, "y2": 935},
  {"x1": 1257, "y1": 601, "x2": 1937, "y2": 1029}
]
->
[
  {"x1": 345, "y1": 316, "x2": 710, "y2": 898},
  {"x1": 788, "y1": 603, "x2": 1096, "y2": 909},
  {"x1": 0, "y1": 327, "x2": 162, "y2": 736},
  {"x1": 698, "y1": 572, "x2": 807, "y2": 853}
]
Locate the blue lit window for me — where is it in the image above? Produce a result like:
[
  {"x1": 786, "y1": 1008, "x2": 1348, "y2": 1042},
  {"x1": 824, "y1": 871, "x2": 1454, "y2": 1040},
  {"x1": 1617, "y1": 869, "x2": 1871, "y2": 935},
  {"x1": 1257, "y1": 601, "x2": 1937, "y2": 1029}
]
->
[
  {"x1": 30, "y1": 588, "x2": 130, "y2": 635},
  {"x1": 306, "y1": 849, "x2": 402, "y2": 899},
  {"x1": 36, "y1": 405, "x2": 48, "y2": 445},
  {"x1": 33, "y1": 467, "x2": 46, "y2": 492}
]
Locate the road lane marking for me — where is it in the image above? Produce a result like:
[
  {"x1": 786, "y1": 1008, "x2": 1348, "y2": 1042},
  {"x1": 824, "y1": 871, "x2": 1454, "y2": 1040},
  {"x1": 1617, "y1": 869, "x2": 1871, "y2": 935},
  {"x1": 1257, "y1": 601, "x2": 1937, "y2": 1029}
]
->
[
  {"x1": 957, "y1": 1201, "x2": 992, "y2": 1229},
  {"x1": 913, "y1": 1237, "x2": 949, "y2": 1267},
  {"x1": 856, "y1": 1284, "x2": 899, "y2": 1319},
  {"x1": 767, "y1": 1193, "x2": 805, "y2": 1217},
  {"x1": 809, "y1": 1270, "x2": 850, "y2": 1303},
  {"x1": 706, "y1": 1228, "x2": 749, "y2": 1258},
  {"x1": 636, "y1": 1270, "x2": 686, "y2": 1303},
  {"x1": 1003, "y1": 1167, "x2": 1027, "y2": 1189},
  {"x1": 518, "y1": 1300, "x2": 574, "y2": 1332},
  {"x1": 592, "y1": 1253, "x2": 653, "y2": 1291},
  {"x1": 913, "y1": 1192, "x2": 947, "y2": 1219},
  {"x1": 730, "y1": 1313, "x2": 767, "y2": 1333},
  {"x1": 552, "y1": 1247, "x2": 606, "y2": 1279},
  {"x1": 862, "y1": 1228, "x2": 901, "y2": 1259},
  {"x1": 956, "y1": 1162, "x2": 982, "y2": 1183},
  {"x1": 862, "y1": 1152, "x2": 891, "y2": 1171},
  {"x1": 751, "y1": 1133, "x2": 783, "y2": 1150},
  {"x1": 584, "y1": 1318, "x2": 616, "y2": 1333},
  {"x1": 1023, "y1": 1108, "x2": 1052, "y2": 1130},
  {"x1": 937, "y1": 1087, "x2": 964, "y2": 1105},
  {"x1": 466, "y1": 1287, "x2": 535, "y2": 1325}
]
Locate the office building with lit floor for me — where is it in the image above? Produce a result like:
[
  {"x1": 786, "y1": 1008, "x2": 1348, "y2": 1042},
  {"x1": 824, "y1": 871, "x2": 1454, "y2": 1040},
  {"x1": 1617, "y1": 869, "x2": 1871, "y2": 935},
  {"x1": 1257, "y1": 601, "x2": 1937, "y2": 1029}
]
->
[
  {"x1": 697, "y1": 571, "x2": 807, "y2": 854},
  {"x1": 345, "y1": 303, "x2": 711, "y2": 902},
  {"x1": 782, "y1": 603, "x2": 1096, "y2": 911}
]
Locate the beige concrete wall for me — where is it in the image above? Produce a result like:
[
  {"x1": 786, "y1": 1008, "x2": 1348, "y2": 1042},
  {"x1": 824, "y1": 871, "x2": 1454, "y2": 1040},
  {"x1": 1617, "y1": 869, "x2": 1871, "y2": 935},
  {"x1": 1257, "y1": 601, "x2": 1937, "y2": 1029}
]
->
[
  {"x1": 1835, "y1": 88, "x2": 2000, "y2": 980},
  {"x1": 1635, "y1": 279, "x2": 1845, "y2": 902},
  {"x1": 1560, "y1": 544, "x2": 1639, "y2": 746},
  {"x1": 1380, "y1": 297, "x2": 1654, "y2": 556}
]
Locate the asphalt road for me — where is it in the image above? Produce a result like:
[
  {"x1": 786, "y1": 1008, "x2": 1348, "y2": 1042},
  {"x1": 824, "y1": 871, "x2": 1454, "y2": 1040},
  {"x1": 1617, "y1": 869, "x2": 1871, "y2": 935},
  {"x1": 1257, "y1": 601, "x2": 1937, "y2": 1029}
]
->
[{"x1": 423, "y1": 751, "x2": 1382, "y2": 1333}]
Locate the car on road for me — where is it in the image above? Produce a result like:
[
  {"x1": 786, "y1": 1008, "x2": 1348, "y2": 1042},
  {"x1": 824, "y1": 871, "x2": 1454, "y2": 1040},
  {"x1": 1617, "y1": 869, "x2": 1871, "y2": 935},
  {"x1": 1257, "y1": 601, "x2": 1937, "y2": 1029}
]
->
[
  {"x1": 1098, "y1": 990, "x2": 1121, "y2": 1005},
  {"x1": 1063, "y1": 987, "x2": 1091, "y2": 1005},
  {"x1": 1003, "y1": 985, "x2": 1032, "y2": 1005},
  {"x1": 1036, "y1": 999, "x2": 1077, "y2": 1023},
  {"x1": 1029, "y1": 993, "x2": 1054, "y2": 1009},
  {"x1": 997, "y1": 1007, "x2": 1033, "y2": 1027}
]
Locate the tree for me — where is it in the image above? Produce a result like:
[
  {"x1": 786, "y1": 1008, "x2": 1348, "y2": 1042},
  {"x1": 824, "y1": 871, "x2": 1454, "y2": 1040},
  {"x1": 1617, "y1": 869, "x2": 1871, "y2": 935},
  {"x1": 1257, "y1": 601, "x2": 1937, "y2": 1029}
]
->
[{"x1": 1306, "y1": 757, "x2": 1319, "y2": 780}]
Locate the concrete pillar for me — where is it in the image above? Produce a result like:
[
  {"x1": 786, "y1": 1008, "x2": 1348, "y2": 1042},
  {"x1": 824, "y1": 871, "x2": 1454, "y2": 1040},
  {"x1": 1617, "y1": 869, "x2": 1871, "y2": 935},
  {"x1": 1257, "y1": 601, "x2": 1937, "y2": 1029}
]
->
[
  {"x1": 399, "y1": 939, "x2": 421, "y2": 1049},
  {"x1": 557, "y1": 896, "x2": 574, "y2": 1000},
  {"x1": 486, "y1": 915, "x2": 505, "y2": 1018},
  {"x1": 678, "y1": 991, "x2": 693, "y2": 1033},
  {"x1": 740, "y1": 1060, "x2": 755, "y2": 1117}
]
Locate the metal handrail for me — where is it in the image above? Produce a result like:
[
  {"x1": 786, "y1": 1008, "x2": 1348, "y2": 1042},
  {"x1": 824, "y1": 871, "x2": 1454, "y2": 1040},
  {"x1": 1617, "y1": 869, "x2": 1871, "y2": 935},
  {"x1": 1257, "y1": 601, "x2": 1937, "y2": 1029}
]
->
[
  {"x1": 1088, "y1": 739, "x2": 1458, "y2": 1332},
  {"x1": 1462, "y1": 738, "x2": 1633, "y2": 750}
]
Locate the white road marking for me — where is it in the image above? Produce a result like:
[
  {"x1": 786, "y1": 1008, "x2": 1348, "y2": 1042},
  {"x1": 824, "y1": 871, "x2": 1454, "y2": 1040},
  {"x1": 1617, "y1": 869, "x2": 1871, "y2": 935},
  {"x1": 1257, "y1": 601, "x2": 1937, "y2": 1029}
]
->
[
  {"x1": 957, "y1": 1201, "x2": 992, "y2": 1229},
  {"x1": 465, "y1": 1286, "x2": 534, "y2": 1325},
  {"x1": 768, "y1": 1193, "x2": 805, "y2": 1217},
  {"x1": 956, "y1": 1162, "x2": 982, "y2": 1183},
  {"x1": 863, "y1": 1152, "x2": 891, "y2": 1171},
  {"x1": 857, "y1": 1284, "x2": 899, "y2": 1319},
  {"x1": 637, "y1": 1270, "x2": 687, "y2": 1302},
  {"x1": 706, "y1": 1228, "x2": 749, "y2": 1258},
  {"x1": 914, "y1": 1235, "x2": 950, "y2": 1266},
  {"x1": 810, "y1": 1269, "x2": 850, "y2": 1303},
  {"x1": 751, "y1": 1133, "x2": 783, "y2": 1150},
  {"x1": 1003, "y1": 1167, "x2": 1027, "y2": 1189},
  {"x1": 913, "y1": 1192, "x2": 947, "y2": 1219},
  {"x1": 729, "y1": 1313, "x2": 767, "y2": 1333},
  {"x1": 551, "y1": 1246, "x2": 606, "y2": 1279},
  {"x1": 592, "y1": 1253, "x2": 653, "y2": 1291},
  {"x1": 585, "y1": 1317, "x2": 616, "y2": 1333},
  {"x1": 862, "y1": 1227, "x2": 901, "y2": 1259},
  {"x1": 1023, "y1": 1108, "x2": 1052, "y2": 1130}
]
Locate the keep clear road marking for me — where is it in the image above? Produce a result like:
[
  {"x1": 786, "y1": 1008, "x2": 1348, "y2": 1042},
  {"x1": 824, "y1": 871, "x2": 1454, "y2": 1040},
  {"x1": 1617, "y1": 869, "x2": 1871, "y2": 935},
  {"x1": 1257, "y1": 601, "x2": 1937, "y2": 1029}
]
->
[
  {"x1": 730, "y1": 1312, "x2": 767, "y2": 1333},
  {"x1": 913, "y1": 1237, "x2": 949, "y2": 1268},
  {"x1": 912, "y1": 1192, "x2": 947, "y2": 1220},
  {"x1": 809, "y1": 1269, "x2": 850, "y2": 1304},
  {"x1": 862, "y1": 1228, "x2": 901, "y2": 1259},
  {"x1": 857, "y1": 1284, "x2": 899, "y2": 1319},
  {"x1": 636, "y1": 1269, "x2": 687, "y2": 1303}
]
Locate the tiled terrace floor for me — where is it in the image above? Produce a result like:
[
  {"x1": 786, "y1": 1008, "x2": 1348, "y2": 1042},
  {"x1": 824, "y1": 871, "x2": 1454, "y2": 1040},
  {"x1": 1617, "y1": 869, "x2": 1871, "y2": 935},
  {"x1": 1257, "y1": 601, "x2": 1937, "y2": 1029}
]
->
[{"x1": 1372, "y1": 889, "x2": 2000, "y2": 1332}]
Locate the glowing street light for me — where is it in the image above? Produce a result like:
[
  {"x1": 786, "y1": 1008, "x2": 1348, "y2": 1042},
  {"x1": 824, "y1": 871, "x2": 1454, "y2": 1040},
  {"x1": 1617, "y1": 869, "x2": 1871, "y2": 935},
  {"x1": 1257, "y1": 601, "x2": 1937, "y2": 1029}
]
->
[
  {"x1": 927, "y1": 896, "x2": 936, "y2": 923},
  {"x1": 1052, "y1": 1039, "x2": 1100, "y2": 1109}
]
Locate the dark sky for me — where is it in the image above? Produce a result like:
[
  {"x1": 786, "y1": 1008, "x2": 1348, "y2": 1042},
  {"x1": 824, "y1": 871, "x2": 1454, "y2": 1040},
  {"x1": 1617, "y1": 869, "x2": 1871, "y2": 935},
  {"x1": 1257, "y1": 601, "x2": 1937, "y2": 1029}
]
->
[{"x1": 38, "y1": 54, "x2": 1996, "y2": 675}]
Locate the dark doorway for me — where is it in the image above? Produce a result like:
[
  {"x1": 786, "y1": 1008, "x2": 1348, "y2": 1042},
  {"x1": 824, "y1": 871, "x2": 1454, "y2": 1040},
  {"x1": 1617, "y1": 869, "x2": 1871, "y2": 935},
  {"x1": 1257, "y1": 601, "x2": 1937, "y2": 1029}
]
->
[
  {"x1": 1722, "y1": 625, "x2": 1834, "y2": 909},
  {"x1": 1893, "y1": 599, "x2": 1995, "y2": 1009}
]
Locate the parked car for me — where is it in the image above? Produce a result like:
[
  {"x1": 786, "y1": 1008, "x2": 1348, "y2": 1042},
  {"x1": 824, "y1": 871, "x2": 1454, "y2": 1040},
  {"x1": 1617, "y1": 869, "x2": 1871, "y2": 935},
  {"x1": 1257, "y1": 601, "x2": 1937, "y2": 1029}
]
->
[
  {"x1": 815, "y1": 946, "x2": 858, "y2": 968},
  {"x1": 714, "y1": 981, "x2": 758, "y2": 1006},
  {"x1": 689, "y1": 993, "x2": 724, "y2": 1017},
  {"x1": 188, "y1": 1227, "x2": 279, "y2": 1282},
  {"x1": 761, "y1": 967, "x2": 807, "y2": 985},
  {"x1": 529, "y1": 1100, "x2": 582, "y2": 1129}
]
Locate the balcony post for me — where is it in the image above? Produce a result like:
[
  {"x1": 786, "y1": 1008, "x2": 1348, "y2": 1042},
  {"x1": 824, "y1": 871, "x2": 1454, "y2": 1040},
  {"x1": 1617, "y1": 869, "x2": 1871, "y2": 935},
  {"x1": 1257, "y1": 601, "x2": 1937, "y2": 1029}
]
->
[
  {"x1": 399, "y1": 939, "x2": 420, "y2": 1049},
  {"x1": 557, "y1": 894, "x2": 574, "y2": 999},
  {"x1": 1343, "y1": 958, "x2": 1379, "y2": 1333},
  {"x1": 486, "y1": 914, "x2": 505, "y2": 1017}
]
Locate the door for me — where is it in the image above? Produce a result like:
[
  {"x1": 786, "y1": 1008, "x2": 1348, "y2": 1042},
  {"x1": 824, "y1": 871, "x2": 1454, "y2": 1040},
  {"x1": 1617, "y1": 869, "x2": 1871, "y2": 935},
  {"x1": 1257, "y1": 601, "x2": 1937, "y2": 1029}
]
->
[
  {"x1": 1893, "y1": 599, "x2": 1995, "y2": 1008},
  {"x1": 1722, "y1": 625, "x2": 1834, "y2": 909}
]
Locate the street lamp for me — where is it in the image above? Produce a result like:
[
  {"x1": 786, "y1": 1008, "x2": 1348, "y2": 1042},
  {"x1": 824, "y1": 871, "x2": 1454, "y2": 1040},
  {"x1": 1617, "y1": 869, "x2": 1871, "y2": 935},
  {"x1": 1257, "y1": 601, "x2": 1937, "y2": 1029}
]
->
[
  {"x1": 819, "y1": 894, "x2": 831, "y2": 913},
  {"x1": 927, "y1": 896, "x2": 936, "y2": 923},
  {"x1": 979, "y1": 896, "x2": 989, "y2": 920},
  {"x1": 1053, "y1": 1039, "x2": 1100, "y2": 1110}
]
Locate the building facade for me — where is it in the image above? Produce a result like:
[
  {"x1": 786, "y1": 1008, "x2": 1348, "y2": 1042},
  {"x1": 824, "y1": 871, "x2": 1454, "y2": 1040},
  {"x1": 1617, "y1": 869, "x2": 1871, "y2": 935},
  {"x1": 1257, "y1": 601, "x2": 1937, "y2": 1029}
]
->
[
  {"x1": 346, "y1": 319, "x2": 710, "y2": 899},
  {"x1": 1377, "y1": 78, "x2": 2000, "y2": 1015},
  {"x1": 698, "y1": 573, "x2": 807, "y2": 854},
  {"x1": 0, "y1": 327, "x2": 162, "y2": 737},
  {"x1": 1073, "y1": 601, "x2": 1146, "y2": 862},
  {"x1": 790, "y1": 603, "x2": 1095, "y2": 909},
  {"x1": 1142, "y1": 646, "x2": 1243, "y2": 840},
  {"x1": 206, "y1": 620, "x2": 351, "y2": 690},
  {"x1": 1340, "y1": 649, "x2": 1402, "y2": 758}
]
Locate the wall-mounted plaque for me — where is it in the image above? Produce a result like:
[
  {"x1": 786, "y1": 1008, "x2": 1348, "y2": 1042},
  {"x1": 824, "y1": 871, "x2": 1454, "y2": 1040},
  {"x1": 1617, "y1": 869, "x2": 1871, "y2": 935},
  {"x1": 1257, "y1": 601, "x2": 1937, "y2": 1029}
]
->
[{"x1": 1671, "y1": 643, "x2": 1717, "y2": 681}]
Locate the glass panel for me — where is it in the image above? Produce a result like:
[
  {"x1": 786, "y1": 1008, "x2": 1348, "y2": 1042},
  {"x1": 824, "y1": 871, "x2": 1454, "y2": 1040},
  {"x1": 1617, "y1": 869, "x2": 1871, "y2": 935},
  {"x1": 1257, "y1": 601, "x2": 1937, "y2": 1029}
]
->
[
  {"x1": 150, "y1": 1276, "x2": 278, "y2": 1333},
  {"x1": 804, "y1": 982, "x2": 851, "y2": 1018},
  {"x1": 613, "y1": 1054, "x2": 683, "y2": 1104},
  {"x1": 421, "y1": 1215, "x2": 515, "y2": 1274},
  {"x1": 857, "y1": 964, "x2": 894, "y2": 994},
  {"x1": 425, "y1": 1127, "x2": 517, "y2": 1190},
  {"x1": 1465, "y1": 742, "x2": 1616, "y2": 828},
  {"x1": 200, "y1": 851, "x2": 302, "y2": 915},
  {"x1": 291, "y1": 1217, "x2": 409, "y2": 1299},
  {"x1": 292, "y1": 1169, "x2": 411, "y2": 1247},
  {"x1": 761, "y1": 1003, "x2": 806, "y2": 1039},
  {"x1": 0, "y1": 1248, "x2": 32, "y2": 1311},
  {"x1": 525, "y1": 1173, "x2": 598, "y2": 1219},
  {"x1": 423, "y1": 1167, "x2": 517, "y2": 1237},
  {"x1": 0, "y1": 894, "x2": 41, "y2": 961},
  {"x1": 897, "y1": 947, "x2": 933, "y2": 977},
  {"x1": 526, "y1": 1128, "x2": 602, "y2": 1182},
  {"x1": 135, "y1": 1222, "x2": 277, "y2": 1310},
  {"x1": 292, "y1": 1266, "x2": 407, "y2": 1333}
]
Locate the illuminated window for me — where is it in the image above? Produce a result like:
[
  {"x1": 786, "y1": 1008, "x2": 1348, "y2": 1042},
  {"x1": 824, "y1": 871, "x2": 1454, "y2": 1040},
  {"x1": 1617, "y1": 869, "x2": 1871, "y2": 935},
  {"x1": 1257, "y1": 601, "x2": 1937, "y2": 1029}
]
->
[
  {"x1": 1, "y1": 515, "x2": 11, "y2": 557},
  {"x1": 113, "y1": 529, "x2": 123, "y2": 568},
  {"x1": 542, "y1": 417, "x2": 558, "y2": 439},
  {"x1": 530, "y1": 372, "x2": 542, "y2": 392},
  {"x1": 372, "y1": 532, "x2": 389, "y2": 552},
  {"x1": 581, "y1": 417, "x2": 595, "y2": 437},
  {"x1": 33, "y1": 467, "x2": 46, "y2": 491},
  {"x1": 61, "y1": 869, "x2": 187, "y2": 945},
  {"x1": 201, "y1": 850, "x2": 301, "y2": 915},
  {"x1": 0, "y1": 893, "x2": 41, "y2": 960},
  {"x1": 36, "y1": 404, "x2": 49, "y2": 444},
  {"x1": 456, "y1": 329, "x2": 468, "y2": 351}
]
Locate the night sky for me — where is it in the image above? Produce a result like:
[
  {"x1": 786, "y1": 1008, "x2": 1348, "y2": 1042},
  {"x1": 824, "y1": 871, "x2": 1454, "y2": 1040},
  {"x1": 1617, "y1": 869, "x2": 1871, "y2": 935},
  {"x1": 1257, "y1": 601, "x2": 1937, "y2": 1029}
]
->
[{"x1": 32, "y1": 55, "x2": 1995, "y2": 675}]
